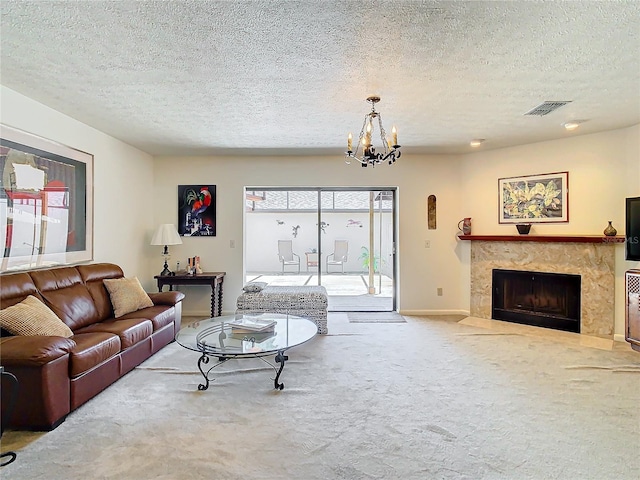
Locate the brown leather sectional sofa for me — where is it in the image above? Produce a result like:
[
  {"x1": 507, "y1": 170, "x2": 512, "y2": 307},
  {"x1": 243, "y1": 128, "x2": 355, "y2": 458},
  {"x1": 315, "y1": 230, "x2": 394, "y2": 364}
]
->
[{"x1": 0, "y1": 263, "x2": 185, "y2": 431}]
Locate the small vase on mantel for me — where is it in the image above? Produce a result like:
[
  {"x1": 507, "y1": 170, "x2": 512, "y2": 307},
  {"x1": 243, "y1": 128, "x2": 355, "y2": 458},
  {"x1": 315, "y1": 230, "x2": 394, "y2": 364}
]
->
[{"x1": 603, "y1": 221, "x2": 617, "y2": 236}]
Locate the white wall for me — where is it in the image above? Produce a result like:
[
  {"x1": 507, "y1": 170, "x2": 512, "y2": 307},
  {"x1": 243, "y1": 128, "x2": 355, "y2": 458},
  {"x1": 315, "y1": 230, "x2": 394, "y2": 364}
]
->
[
  {"x1": 460, "y1": 124, "x2": 640, "y2": 338},
  {"x1": 460, "y1": 126, "x2": 639, "y2": 236},
  {"x1": 153, "y1": 154, "x2": 465, "y2": 316},
  {"x1": 0, "y1": 86, "x2": 156, "y2": 279}
]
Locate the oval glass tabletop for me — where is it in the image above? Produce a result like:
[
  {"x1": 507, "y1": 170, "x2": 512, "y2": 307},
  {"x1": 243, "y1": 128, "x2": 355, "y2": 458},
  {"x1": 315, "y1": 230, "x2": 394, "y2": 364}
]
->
[{"x1": 175, "y1": 313, "x2": 317, "y2": 357}]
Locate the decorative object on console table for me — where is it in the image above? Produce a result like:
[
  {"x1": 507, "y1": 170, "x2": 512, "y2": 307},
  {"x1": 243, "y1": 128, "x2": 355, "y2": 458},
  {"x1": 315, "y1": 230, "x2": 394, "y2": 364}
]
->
[
  {"x1": 498, "y1": 171, "x2": 569, "y2": 224},
  {"x1": 150, "y1": 224, "x2": 182, "y2": 276},
  {"x1": 178, "y1": 185, "x2": 216, "y2": 237},
  {"x1": 603, "y1": 221, "x2": 617, "y2": 236},
  {"x1": 155, "y1": 272, "x2": 225, "y2": 317},
  {"x1": 0, "y1": 124, "x2": 94, "y2": 273},
  {"x1": 186, "y1": 255, "x2": 202, "y2": 275},
  {"x1": 516, "y1": 223, "x2": 531, "y2": 235}
]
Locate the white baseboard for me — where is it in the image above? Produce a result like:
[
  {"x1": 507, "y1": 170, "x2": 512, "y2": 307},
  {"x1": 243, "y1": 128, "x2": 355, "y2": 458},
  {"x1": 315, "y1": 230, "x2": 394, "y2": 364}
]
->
[
  {"x1": 183, "y1": 310, "x2": 632, "y2": 345},
  {"x1": 186, "y1": 309, "x2": 472, "y2": 318},
  {"x1": 613, "y1": 333, "x2": 627, "y2": 343},
  {"x1": 399, "y1": 309, "x2": 470, "y2": 316},
  {"x1": 183, "y1": 310, "x2": 216, "y2": 318}
]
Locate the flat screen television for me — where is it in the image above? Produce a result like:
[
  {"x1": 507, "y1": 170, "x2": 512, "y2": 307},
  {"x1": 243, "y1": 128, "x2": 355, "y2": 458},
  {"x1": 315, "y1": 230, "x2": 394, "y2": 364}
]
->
[{"x1": 626, "y1": 196, "x2": 640, "y2": 261}]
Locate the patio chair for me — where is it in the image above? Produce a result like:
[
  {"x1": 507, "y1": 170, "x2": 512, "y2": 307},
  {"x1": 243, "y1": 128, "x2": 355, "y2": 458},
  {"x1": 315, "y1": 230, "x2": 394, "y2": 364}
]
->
[
  {"x1": 277, "y1": 240, "x2": 300, "y2": 274},
  {"x1": 326, "y1": 240, "x2": 348, "y2": 273}
]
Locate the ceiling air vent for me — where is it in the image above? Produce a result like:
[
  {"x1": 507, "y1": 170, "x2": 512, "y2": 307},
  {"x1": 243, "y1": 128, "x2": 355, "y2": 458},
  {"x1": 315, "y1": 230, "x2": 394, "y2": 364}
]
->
[{"x1": 524, "y1": 101, "x2": 572, "y2": 116}]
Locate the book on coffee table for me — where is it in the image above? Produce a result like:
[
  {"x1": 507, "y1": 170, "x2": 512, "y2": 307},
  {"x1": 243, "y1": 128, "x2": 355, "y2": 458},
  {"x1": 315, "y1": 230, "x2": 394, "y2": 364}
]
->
[
  {"x1": 227, "y1": 316, "x2": 277, "y2": 334},
  {"x1": 229, "y1": 330, "x2": 276, "y2": 343}
]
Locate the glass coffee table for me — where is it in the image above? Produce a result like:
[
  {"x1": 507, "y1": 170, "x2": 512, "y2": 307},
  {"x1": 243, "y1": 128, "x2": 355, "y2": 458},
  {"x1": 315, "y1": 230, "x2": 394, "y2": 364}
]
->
[{"x1": 175, "y1": 313, "x2": 317, "y2": 391}]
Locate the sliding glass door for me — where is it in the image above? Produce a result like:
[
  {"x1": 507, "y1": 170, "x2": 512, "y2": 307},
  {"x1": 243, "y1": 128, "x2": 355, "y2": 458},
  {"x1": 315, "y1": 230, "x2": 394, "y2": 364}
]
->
[{"x1": 244, "y1": 187, "x2": 396, "y2": 312}]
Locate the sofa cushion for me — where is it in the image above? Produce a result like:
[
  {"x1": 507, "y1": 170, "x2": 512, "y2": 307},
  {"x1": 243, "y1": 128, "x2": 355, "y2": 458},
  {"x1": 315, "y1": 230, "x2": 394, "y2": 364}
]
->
[
  {"x1": 0, "y1": 272, "x2": 40, "y2": 308},
  {"x1": 76, "y1": 318, "x2": 153, "y2": 349},
  {"x1": 29, "y1": 267, "x2": 101, "y2": 330},
  {"x1": 77, "y1": 263, "x2": 125, "y2": 321},
  {"x1": 0, "y1": 335, "x2": 76, "y2": 366},
  {"x1": 120, "y1": 305, "x2": 175, "y2": 332},
  {"x1": 0, "y1": 295, "x2": 74, "y2": 338},
  {"x1": 147, "y1": 291, "x2": 186, "y2": 306},
  {"x1": 69, "y1": 332, "x2": 121, "y2": 377},
  {"x1": 103, "y1": 277, "x2": 154, "y2": 318}
]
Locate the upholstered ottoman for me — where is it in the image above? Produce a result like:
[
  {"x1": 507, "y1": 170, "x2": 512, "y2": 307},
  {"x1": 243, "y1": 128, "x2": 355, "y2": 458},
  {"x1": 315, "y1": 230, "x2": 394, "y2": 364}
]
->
[{"x1": 236, "y1": 285, "x2": 328, "y2": 334}]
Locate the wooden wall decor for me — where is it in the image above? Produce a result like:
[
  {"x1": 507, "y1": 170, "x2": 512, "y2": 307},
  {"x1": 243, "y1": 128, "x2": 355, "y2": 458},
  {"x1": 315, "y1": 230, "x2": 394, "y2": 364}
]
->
[{"x1": 427, "y1": 195, "x2": 436, "y2": 229}]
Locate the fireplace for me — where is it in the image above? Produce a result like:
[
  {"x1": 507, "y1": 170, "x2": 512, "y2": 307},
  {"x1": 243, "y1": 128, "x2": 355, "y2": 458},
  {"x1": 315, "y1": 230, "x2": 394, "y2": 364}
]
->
[
  {"x1": 492, "y1": 269, "x2": 581, "y2": 333},
  {"x1": 468, "y1": 240, "x2": 614, "y2": 335}
]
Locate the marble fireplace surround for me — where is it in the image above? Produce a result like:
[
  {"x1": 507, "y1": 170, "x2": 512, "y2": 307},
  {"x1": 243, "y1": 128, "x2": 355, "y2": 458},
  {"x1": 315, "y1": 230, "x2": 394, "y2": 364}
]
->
[{"x1": 464, "y1": 236, "x2": 620, "y2": 336}]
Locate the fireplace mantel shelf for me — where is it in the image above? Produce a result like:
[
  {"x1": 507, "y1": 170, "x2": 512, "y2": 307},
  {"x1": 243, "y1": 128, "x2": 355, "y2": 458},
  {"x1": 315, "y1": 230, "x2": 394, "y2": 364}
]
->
[{"x1": 458, "y1": 235, "x2": 625, "y2": 244}]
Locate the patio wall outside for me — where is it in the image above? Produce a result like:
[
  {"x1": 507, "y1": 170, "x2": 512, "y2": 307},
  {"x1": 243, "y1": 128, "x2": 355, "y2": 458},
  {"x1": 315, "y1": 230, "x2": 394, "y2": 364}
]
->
[{"x1": 245, "y1": 210, "x2": 393, "y2": 275}]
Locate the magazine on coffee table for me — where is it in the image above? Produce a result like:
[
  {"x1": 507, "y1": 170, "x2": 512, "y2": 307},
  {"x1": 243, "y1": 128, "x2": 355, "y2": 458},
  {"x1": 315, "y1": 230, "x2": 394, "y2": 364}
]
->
[
  {"x1": 227, "y1": 316, "x2": 277, "y2": 333},
  {"x1": 229, "y1": 330, "x2": 276, "y2": 343}
]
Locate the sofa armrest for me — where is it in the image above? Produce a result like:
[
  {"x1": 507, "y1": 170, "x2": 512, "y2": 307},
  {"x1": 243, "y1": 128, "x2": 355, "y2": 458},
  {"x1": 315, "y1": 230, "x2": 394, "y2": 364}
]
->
[
  {"x1": 0, "y1": 336, "x2": 76, "y2": 366},
  {"x1": 148, "y1": 291, "x2": 185, "y2": 306}
]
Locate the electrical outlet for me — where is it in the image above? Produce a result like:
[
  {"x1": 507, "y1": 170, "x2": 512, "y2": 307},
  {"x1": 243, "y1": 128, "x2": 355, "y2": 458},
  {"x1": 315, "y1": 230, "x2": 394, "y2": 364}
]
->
[
  {"x1": 230, "y1": 240, "x2": 235, "y2": 248},
  {"x1": 424, "y1": 240, "x2": 431, "y2": 248},
  {"x1": 437, "y1": 287, "x2": 443, "y2": 296}
]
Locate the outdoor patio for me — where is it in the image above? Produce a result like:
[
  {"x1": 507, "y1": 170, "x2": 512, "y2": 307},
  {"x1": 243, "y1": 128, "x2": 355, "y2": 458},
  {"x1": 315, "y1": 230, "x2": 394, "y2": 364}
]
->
[
  {"x1": 245, "y1": 189, "x2": 395, "y2": 311},
  {"x1": 245, "y1": 272, "x2": 393, "y2": 311}
]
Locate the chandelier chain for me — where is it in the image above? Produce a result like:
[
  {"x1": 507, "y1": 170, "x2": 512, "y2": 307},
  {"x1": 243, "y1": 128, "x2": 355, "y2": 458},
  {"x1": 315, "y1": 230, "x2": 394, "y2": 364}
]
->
[{"x1": 377, "y1": 114, "x2": 389, "y2": 154}]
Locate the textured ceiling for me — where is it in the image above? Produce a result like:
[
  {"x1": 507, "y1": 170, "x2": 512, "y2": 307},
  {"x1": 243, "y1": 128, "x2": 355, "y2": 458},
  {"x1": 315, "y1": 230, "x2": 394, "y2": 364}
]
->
[{"x1": 1, "y1": 1, "x2": 639, "y2": 156}]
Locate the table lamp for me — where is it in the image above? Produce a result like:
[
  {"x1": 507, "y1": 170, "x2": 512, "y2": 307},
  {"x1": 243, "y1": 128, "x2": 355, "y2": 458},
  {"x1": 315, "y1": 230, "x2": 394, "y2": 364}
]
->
[{"x1": 150, "y1": 224, "x2": 182, "y2": 276}]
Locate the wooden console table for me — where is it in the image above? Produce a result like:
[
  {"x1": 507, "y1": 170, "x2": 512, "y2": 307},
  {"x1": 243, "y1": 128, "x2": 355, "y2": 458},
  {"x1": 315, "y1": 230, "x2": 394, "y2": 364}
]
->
[{"x1": 154, "y1": 272, "x2": 226, "y2": 318}]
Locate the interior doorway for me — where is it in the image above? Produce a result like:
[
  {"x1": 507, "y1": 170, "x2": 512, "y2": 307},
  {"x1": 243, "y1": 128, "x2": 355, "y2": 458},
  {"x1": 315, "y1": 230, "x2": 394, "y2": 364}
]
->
[{"x1": 244, "y1": 187, "x2": 397, "y2": 312}]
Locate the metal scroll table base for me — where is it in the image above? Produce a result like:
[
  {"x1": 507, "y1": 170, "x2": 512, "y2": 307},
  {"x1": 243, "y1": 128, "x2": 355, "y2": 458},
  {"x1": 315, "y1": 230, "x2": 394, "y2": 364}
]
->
[
  {"x1": 1, "y1": 367, "x2": 18, "y2": 467},
  {"x1": 196, "y1": 349, "x2": 289, "y2": 391}
]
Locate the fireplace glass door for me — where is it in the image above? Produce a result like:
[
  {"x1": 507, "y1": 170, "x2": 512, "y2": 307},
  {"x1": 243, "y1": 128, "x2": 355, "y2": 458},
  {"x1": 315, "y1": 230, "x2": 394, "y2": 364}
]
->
[{"x1": 492, "y1": 269, "x2": 581, "y2": 332}]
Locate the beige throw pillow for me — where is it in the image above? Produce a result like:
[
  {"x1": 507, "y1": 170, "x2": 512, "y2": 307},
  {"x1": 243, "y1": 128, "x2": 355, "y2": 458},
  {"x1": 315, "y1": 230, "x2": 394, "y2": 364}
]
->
[
  {"x1": 0, "y1": 295, "x2": 73, "y2": 337},
  {"x1": 103, "y1": 277, "x2": 154, "y2": 318}
]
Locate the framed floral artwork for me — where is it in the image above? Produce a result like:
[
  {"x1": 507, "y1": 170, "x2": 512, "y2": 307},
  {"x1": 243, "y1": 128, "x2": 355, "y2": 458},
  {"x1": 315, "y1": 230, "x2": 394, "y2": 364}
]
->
[{"x1": 498, "y1": 171, "x2": 569, "y2": 223}]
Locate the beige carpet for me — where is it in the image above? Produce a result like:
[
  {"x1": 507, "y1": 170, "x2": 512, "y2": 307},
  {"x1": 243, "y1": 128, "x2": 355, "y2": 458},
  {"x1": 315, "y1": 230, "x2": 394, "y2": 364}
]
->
[{"x1": 2, "y1": 314, "x2": 639, "y2": 479}]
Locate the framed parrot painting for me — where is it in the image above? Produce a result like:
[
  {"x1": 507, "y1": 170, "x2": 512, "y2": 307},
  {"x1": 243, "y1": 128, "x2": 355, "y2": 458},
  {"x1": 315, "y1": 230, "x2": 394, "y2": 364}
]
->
[{"x1": 178, "y1": 185, "x2": 216, "y2": 236}]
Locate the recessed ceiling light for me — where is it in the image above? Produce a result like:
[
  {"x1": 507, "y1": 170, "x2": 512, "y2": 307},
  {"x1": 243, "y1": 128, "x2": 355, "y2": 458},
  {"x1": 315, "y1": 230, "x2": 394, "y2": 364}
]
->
[
  {"x1": 470, "y1": 139, "x2": 485, "y2": 147},
  {"x1": 562, "y1": 120, "x2": 588, "y2": 131}
]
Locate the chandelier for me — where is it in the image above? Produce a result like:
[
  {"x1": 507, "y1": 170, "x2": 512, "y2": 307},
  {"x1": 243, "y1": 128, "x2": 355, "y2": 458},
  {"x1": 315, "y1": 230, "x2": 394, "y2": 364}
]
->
[{"x1": 345, "y1": 96, "x2": 401, "y2": 167}]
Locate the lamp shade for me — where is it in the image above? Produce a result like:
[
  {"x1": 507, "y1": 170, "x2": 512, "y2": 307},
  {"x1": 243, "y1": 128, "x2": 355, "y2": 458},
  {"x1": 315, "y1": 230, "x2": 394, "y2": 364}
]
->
[{"x1": 150, "y1": 224, "x2": 182, "y2": 246}]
